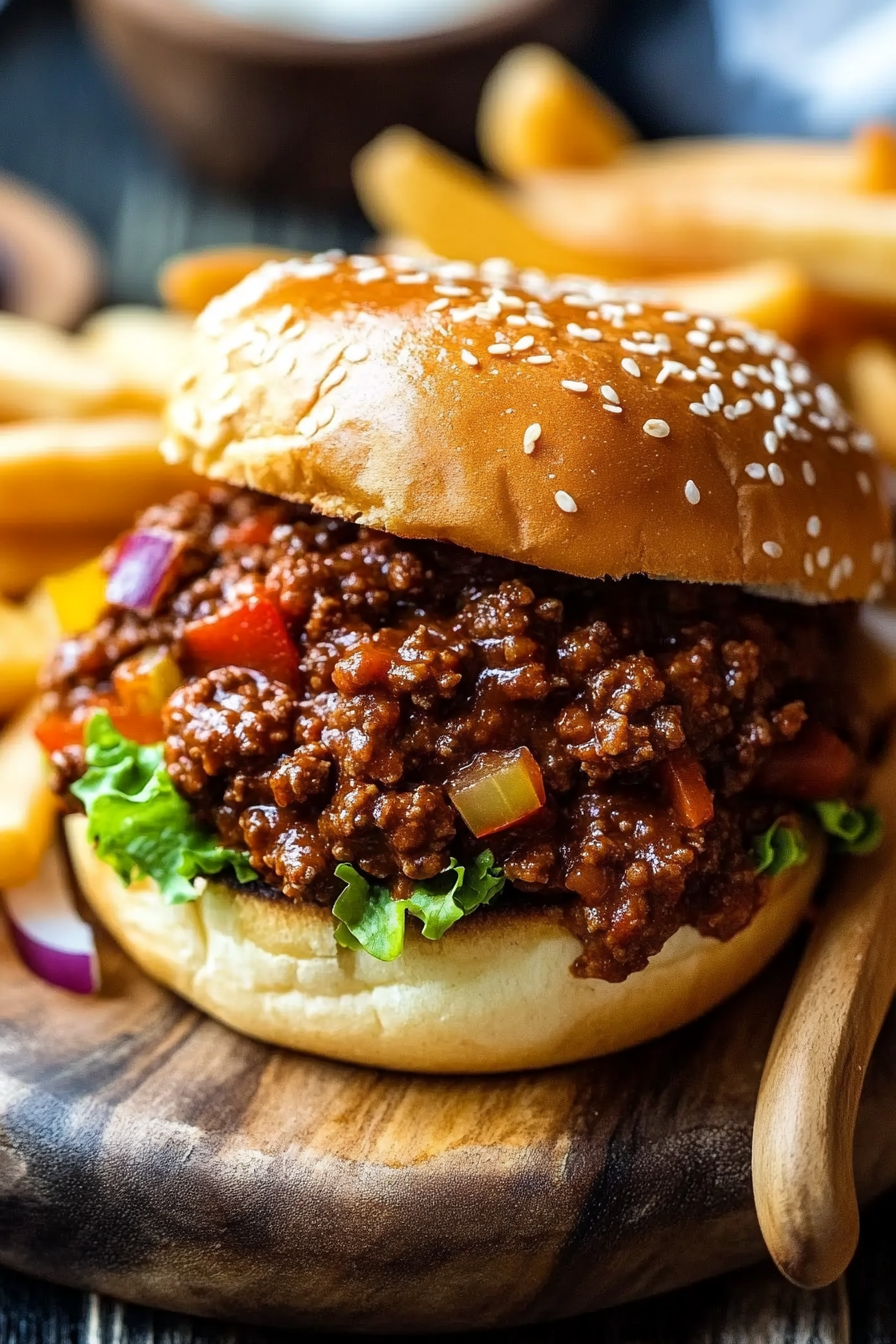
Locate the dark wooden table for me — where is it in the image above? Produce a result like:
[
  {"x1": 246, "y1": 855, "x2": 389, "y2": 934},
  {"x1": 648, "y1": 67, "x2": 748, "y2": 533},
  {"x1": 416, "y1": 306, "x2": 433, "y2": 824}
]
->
[{"x1": 0, "y1": 1, "x2": 895, "y2": 1338}]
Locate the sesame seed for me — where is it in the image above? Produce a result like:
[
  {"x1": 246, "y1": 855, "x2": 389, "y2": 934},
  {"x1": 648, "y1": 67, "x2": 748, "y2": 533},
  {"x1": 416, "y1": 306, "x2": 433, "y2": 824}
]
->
[
  {"x1": 663, "y1": 310, "x2": 689, "y2": 322},
  {"x1": 684, "y1": 480, "x2": 700, "y2": 504},
  {"x1": 320, "y1": 367, "x2": 346, "y2": 394},
  {"x1": 858, "y1": 470, "x2": 872, "y2": 495},
  {"x1": 600, "y1": 385, "x2": 619, "y2": 404},
  {"x1": 804, "y1": 553, "x2": 815, "y2": 577},
  {"x1": 426, "y1": 297, "x2": 450, "y2": 312},
  {"x1": 315, "y1": 402, "x2": 335, "y2": 428},
  {"x1": 343, "y1": 343, "x2": 369, "y2": 363},
  {"x1": 434, "y1": 285, "x2": 472, "y2": 297},
  {"x1": 762, "y1": 541, "x2": 783, "y2": 559},
  {"x1": 555, "y1": 490, "x2": 578, "y2": 513},
  {"x1": 460, "y1": 349, "x2": 479, "y2": 367},
  {"x1": 489, "y1": 343, "x2": 511, "y2": 355},
  {"x1": 734, "y1": 399, "x2": 752, "y2": 416},
  {"x1": 643, "y1": 419, "x2": 670, "y2": 438},
  {"x1": 764, "y1": 431, "x2": 778, "y2": 455},
  {"x1": 732, "y1": 370, "x2": 748, "y2": 389},
  {"x1": 396, "y1": 271, "x2": 428, "y2": 284},
  {"x1": 298, "y1": 415, "x2": 317, "y2": 436},
  {"x1": 689, "y1": 402, "x2": 710, "y2": 417},
  {"x1": 842, "y1": 555, "x2": 854, "y2": 578},
  {"x1": 807, "y1": 515, "x2": 821, "y2": 538},
  {"x1": 745, "y1": 463, "x2": 766, "y2": 479},
  {"x1": 709, "y1": 341, "x2": 726, "y2": 354},
  {"x1": 506, "y1": 314, "x2": 527, "y2": 327},
  {"x1": 802, "y1": 460, "x2": 817, "y2": 486},
  {"x1": 528, "y1": 354, "x2": 553, "y2": 365},
  {"x1": 817, "y1": 546, "x2": 831, "y2": 568},
  {"x1": 528, "y1": 313, "x2": 554, "y2": 329},
  {"x1": 355, "y1": 266, "x2": 387, "y2": 284},
  {"x1": 562, "y1": 380, "x2": 589, "y2": 393},
  {"x1": 829, "y1": 435, "x2": 848, "y2": 453},
  {"x1": 580, "y1": 328, "x2": 602, "y2": 341},
  {"x1": 523, "y1": 423, "x2": 541, "y2": 454},
  {"x1": 768, "y1": 463, "x2": 784, "y2": 485},
  {"x1": 514, "y1": 335, "x2": 535, "y2": 352},
  {"x1": 602, "y1": 403, "x2": 622, "y2": 414},
  {"x1": 695, "y1": 316, "x2": 715, "y2": 333},
  {"x1": 621, "y1": 357, "x2": 641, "y2": 378},
  {"x1": 686, "y1": 330, "x2": 710, "y2": 347}
]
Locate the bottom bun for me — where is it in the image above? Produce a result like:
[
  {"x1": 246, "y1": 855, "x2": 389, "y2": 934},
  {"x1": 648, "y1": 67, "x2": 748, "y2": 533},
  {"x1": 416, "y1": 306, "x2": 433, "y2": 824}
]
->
[{"x1": 65, "y1": 815, "x2": 822, "y2": 1074}]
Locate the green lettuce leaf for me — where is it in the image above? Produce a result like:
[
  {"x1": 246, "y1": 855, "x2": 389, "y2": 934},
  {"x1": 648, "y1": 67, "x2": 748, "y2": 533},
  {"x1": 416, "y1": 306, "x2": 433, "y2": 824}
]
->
[
  {"x1": 71, "y1": 712, "x2": 256, "y2": 904},
  {"x1": 332, "y1": 850, "x2": 506, "y2": 961},
  {"x1": 813, "y1": 800, "x2": 883, "y2": 855},
  {"x1": 752, "y1": 819, "x2": 809, "y2": 877}
]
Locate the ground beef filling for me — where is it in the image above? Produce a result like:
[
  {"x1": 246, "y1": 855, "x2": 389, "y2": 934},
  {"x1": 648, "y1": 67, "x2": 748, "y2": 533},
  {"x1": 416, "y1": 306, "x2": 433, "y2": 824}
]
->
[{"x1": 43, "y1": 487, "x2": 867, "y2": 981}]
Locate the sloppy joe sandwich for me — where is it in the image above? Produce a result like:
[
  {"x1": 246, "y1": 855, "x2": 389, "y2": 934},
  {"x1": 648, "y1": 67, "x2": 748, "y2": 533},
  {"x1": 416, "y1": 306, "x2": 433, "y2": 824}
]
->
[{"x1": 41, "y1": 254, "x2": 893, "y2": 1072}]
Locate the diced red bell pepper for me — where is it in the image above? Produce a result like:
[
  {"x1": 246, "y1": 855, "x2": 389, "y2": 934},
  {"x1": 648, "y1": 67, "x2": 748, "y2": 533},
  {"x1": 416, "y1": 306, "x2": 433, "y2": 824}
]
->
[
  {"x1": 448, "y1": 747, "x2": 546, "y2": 838},
  {"x1": 183, "y1": 597, "x2": 300, "y2": 687},
  {"x1": 756, "y1": 721, "x2": 858, "y2": 801},
  {"x1": 34, "y1": 694, "x2": 162, "y2": 753},
  {"x1": 220, "y1": 513, "x2": 280, "y2": 549},
  {"x1": 661, "y1": 749, "x2": 715, "y2": 828}
]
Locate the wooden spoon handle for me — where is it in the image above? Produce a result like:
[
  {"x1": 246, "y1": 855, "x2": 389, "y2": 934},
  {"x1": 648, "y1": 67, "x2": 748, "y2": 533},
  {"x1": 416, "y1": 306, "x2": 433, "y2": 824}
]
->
[{"x1": 752, "y1": 738, "x2": 896, "y2": 1289}]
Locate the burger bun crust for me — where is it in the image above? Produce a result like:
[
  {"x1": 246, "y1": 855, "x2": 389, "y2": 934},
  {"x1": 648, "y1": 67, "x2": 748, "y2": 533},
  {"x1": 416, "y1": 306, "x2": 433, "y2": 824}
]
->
[{"x1": 162, "y1": 254, "x2": 893, "y2": 605}]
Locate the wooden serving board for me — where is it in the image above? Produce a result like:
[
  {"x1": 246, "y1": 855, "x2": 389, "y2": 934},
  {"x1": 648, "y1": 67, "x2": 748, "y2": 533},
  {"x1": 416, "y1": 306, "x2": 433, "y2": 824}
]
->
[{"x1": 2, "y1": 901, "x2": 896, "y2": 1334}]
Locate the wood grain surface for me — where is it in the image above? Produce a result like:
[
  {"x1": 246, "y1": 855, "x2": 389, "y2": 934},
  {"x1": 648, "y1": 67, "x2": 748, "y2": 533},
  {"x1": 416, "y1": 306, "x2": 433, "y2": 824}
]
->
[{"x1": 2, "y1": 891, "x2": 896, "y2": 1334}]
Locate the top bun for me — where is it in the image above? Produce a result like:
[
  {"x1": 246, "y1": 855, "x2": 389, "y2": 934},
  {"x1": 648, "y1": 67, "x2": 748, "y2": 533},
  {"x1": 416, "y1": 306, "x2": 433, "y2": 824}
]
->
[{"x1": 163, "y1": 253, "x2": 893, "y2": 604}]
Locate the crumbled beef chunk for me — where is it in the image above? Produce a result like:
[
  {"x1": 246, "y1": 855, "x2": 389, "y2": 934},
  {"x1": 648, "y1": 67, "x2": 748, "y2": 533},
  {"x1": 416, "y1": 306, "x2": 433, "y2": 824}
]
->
[{"x1": 44, "y1": 485, "x2": 868, "y2": 980}]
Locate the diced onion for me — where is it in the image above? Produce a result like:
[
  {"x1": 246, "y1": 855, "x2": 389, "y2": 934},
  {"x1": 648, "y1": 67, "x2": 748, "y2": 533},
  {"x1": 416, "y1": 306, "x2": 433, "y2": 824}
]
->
[
  {"x1": 4, "y1": 839, "x2": 99, "y2": 995},
  {"x1": 448, "y1": 747, "x2": 546, "y2": 838},
  {"x1": 106, "y1": 529, "x2": 180, "y2": 614}
]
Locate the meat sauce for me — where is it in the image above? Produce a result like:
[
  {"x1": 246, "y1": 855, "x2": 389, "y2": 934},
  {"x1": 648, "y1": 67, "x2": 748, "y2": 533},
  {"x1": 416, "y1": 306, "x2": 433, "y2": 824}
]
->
[{"x1": 43, "y1": 487, "x2": 867, "y2": 980}]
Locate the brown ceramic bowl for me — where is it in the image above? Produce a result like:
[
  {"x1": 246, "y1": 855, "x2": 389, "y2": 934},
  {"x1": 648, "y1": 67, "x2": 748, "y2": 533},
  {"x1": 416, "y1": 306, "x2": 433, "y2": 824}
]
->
[{"x1": 77, "y1": 0, "x2": 595, "y2": 203}]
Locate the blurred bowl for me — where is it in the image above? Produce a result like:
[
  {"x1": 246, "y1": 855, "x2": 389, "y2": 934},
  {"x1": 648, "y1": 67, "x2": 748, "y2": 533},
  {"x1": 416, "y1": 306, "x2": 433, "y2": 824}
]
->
[{"x1": 76, "y1": 0, "x2": 594, "y2": 202}]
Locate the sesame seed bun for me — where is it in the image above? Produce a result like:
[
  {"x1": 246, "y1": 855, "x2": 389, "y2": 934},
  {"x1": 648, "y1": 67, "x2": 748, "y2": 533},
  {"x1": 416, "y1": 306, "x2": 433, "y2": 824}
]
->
[
  {"x1": 162, "y1": 253, "x2": 893, "y2": 604},
  {"x1": 65, "y1": 814, "x2": 822, "y2": 1073}
]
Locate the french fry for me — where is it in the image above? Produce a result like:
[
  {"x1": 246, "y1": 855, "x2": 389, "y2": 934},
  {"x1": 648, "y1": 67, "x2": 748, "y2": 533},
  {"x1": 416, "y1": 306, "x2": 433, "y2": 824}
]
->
[
  {"x1": 159, "y1": 246, "x2": 294, "y2": 315},
  {"x1": 0, "y1": 414, "x2": 196, "y2": 529},
  {"x1": 614, "y1": 123, "x2": 896, "y2": 194},
  {"x1": 353, "y1": 126, "x2": 625, "y2": 276},
  {"x1": 0, "y1": 593, "x2": 58, "y2": 717},
  {"x1": 477, "y1": 44, "x2": 635, "y2": 179},
  {"x1": 644, "y1": 261, "x2": 812, "y2": 343},
  {"x1": 80, "y1": 306, "x2": 195, "y2": 410},
  {"x1": 0, "y1": 312, "x2": 126, "y2": 420},
  {"x1": 0, "y1": 705, "x2": 57, "y2": 890},
  {"x1": 0, "y1": 528, "x2": 112, "y2": 598},
  {"x1": 846, "y1": 340, "x2": 896, "y2": 466},
  {"x1": 517, "y1": 172, "x2": 896, "y2": 303}
]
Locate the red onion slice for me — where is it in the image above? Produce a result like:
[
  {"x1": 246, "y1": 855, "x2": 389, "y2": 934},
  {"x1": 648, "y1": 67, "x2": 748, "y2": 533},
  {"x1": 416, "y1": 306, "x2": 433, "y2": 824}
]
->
[
  {"x1": 106, "y1": 528, "x2": 181, "y2": 614},
  {"x1": 4, "y1": 841, "x2": 99, "y2": 994}
]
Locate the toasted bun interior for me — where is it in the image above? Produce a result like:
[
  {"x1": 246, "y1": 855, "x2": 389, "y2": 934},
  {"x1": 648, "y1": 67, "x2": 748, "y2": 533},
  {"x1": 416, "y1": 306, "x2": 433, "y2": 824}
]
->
[
  {"x1": 162, "y1": 255, "x2": 893, "y2": 604},
  {"x1": 66, "y1": 815, "x2": 822, "y2": 1073}
]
